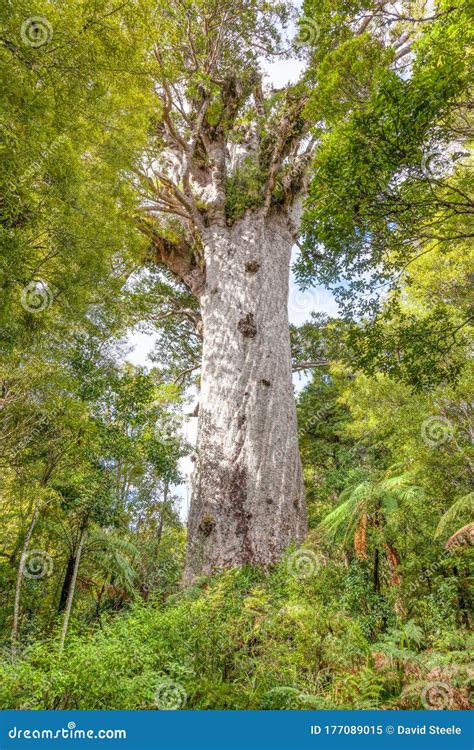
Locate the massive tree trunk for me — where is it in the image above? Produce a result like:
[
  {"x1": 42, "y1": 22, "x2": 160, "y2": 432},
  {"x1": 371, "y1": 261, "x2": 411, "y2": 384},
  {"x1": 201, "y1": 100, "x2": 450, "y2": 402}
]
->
[
  {"x1": 184, "y1": 211, "x2": 307, "y2": 582},
  {"x1": 137, "y1": 0, "x2": 413, "y2": 585}
]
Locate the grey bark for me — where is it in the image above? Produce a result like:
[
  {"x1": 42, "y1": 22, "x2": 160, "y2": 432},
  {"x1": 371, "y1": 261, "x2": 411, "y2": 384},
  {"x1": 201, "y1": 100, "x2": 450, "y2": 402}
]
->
[{"x1": 184, "y1": 211, "x2": 307, "y2": 583}]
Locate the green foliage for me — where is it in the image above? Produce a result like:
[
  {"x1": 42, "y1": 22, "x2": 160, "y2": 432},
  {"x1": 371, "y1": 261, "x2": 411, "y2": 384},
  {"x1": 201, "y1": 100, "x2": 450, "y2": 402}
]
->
[
  {"x1": 0, "y1": 0, "x2": 472, "y2": 714},
  {"x1": 298, "y1": 0, "x2": 473, "y2": 388},
  {"x1": 0, "y1": 564, "x2": 471, "y2": 710},
  {"x1": 0, "y1": 567, "x2": 378, "y2": 709},
  {"x1": 225, "y1": 158, "x2": 265, "y2": 222},
  {"x1": 435, "y1": 493, "x2": 474, "y2": 540},
  {"x1": 300, "y1": 0, "x2": 472, "y2": 298},
  {"x1": 0, "y1": 0, "x2": 155, "y2": 353}
]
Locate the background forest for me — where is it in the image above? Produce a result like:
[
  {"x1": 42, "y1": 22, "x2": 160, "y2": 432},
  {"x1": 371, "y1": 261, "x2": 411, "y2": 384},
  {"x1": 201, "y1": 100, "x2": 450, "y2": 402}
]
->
[{"x1": 0, "y1": 0, "x2": 473, "y2": 711}]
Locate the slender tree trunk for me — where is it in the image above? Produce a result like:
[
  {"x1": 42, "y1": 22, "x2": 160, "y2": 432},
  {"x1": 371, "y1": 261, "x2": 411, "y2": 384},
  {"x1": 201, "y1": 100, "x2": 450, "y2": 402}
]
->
[
  {"x1": 184, "y1": 212, "x2": 307, "y2": 582},
  {"x1": 384, "y1": 542, "x2": 401, "y2": 586},
  {"x1": 452, "y1": 565, "x2": 471, "y2": 627},
  {"x1": 10, "y1": 461, "x2": 55, "y2": 651},
  {"x1": 95, "y1": 582, "x2": 106, "y2": 624},
  {"x1": 11, "y1": 503, "x2": 39, "y2": 654},
  {"x1": 156, "y1": 479, "x2": 169, "y2": 545},
  {"x1": 58, "y1": 553, "x2": 76, "y2": 613},
  {"x1": 373, "y1": 547, "x2": 380, "y2": 593},
  {"x1": 384, "y1": 542, "x2": 404, "y2": 616},
  {"x1": 59, "y1": 525, "x2": 87, "y2": 654}
]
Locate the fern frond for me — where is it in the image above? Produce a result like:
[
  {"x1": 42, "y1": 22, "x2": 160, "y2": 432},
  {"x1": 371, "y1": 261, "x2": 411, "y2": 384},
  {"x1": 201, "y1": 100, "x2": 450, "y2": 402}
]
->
[
  {"x1": 379, "y1": 474, "x2": 423, "y2": 502},
  {"x1": 317, "y1": 482, "x2": 371, "y2": 543},
  {"x1": 434, "y1": 493, "x2": 474, "y2": 539},
  {"x1": 317, "y1": 497, "x2": 356, "y2": 541}
]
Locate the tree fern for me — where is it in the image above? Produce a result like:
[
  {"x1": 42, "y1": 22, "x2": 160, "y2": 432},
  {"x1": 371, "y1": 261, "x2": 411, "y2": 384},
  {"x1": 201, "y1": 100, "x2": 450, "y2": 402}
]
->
[
  {"x1": 434, "y1": 492, "x2": 474, "y2": 540},
  {"x1": 86, "y1": 529, "x2": 139, "y2": 594},
  {"x1": 318, "y1": 473, "x2": 422, "y2": 545},
  {"x1": 317, "y1": 482, "x2": 372, "y2": 544}
]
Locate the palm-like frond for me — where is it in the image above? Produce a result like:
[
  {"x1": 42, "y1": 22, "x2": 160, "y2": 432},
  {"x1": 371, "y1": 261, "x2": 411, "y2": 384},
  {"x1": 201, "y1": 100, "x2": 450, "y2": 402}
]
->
[
  {"x1": 434, "y1": 492, "x2": 474, "y2": 539},
  {"x1": 445, "y1": 523, "x2": 474, "y2": 550},
  {"x1": 317, "y1": 482, "x2": 372, "y2": 544},
  {"x1": 378, "y1": 474, "x2": 423, "y2": 506},
  {"x1": 86, "y1": 528, "x2": 138, "y2": 555},
  {"x1": 85, "y1": 528, "x2": 139, "y2": 593},
  {"x1": 317, "y1": 473, "x2": 423, "y2": 548}
]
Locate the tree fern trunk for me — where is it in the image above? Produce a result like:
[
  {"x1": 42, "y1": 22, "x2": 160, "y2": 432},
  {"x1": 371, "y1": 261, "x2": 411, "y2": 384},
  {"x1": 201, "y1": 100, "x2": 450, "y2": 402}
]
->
[{"x1": 58, "y1": 554, "x2": 76, "y2": 613}]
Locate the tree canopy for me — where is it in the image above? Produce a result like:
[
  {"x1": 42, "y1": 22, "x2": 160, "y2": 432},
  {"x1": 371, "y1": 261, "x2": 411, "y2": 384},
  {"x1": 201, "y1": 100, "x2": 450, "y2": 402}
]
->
[{"x1": 0, "y1": 0, "x2": 472, "y2": 712}]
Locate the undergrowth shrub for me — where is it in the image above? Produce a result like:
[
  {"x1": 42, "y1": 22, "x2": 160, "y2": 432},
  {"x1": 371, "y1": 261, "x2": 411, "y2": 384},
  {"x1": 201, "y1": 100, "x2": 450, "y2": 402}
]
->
[{"x1": 0, "y1": 563, "x2": 471, "y2": 710}]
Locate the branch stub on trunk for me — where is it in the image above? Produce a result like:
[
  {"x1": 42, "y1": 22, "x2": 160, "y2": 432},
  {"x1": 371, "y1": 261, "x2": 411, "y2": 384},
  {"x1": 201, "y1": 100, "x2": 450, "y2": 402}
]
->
[
  {"x1": 244, "y1": 260, "x2": 260, "y2": 273},
  {"x1": 237, "y1": 313, "x2": 257, "y2": 338}
]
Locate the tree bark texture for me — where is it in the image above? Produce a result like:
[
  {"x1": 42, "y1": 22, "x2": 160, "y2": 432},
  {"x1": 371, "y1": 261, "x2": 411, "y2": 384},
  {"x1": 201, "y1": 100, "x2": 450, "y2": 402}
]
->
[{"x1": 184, "y1": 211, "x2": 307, "y2": 582}]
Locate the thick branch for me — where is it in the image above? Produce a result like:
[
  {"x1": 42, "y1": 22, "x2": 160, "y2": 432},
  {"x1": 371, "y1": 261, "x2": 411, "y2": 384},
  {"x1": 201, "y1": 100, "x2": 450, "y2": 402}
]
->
[
  {"x1": 263, "y1": 95, "x2": 308, "y2": 215},
  {"x1": 150, "y1": 234, "x2": 206, "y2": 297}
]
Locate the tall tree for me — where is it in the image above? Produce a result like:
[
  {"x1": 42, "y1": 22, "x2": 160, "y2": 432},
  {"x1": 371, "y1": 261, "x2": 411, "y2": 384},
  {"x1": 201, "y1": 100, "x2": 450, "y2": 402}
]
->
[
  {"x1": 136, "y1": 1, "x2": 311, "y2": 580},
  {"x1": 136, "y1": 0, "x2": 436, "y2": 580}
]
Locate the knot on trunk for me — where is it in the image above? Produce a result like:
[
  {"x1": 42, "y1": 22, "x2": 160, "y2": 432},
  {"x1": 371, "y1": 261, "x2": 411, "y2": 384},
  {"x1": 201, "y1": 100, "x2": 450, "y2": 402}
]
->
[
  {"x1": 237, "y1": 313, "x2": 257, "y2": 338},
  {"x1": 198, "y1": 514, "x2": 216, "y2": 536},
  {"x1": 244, "y1": 260, "x2": 260, "y2": 273}
]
